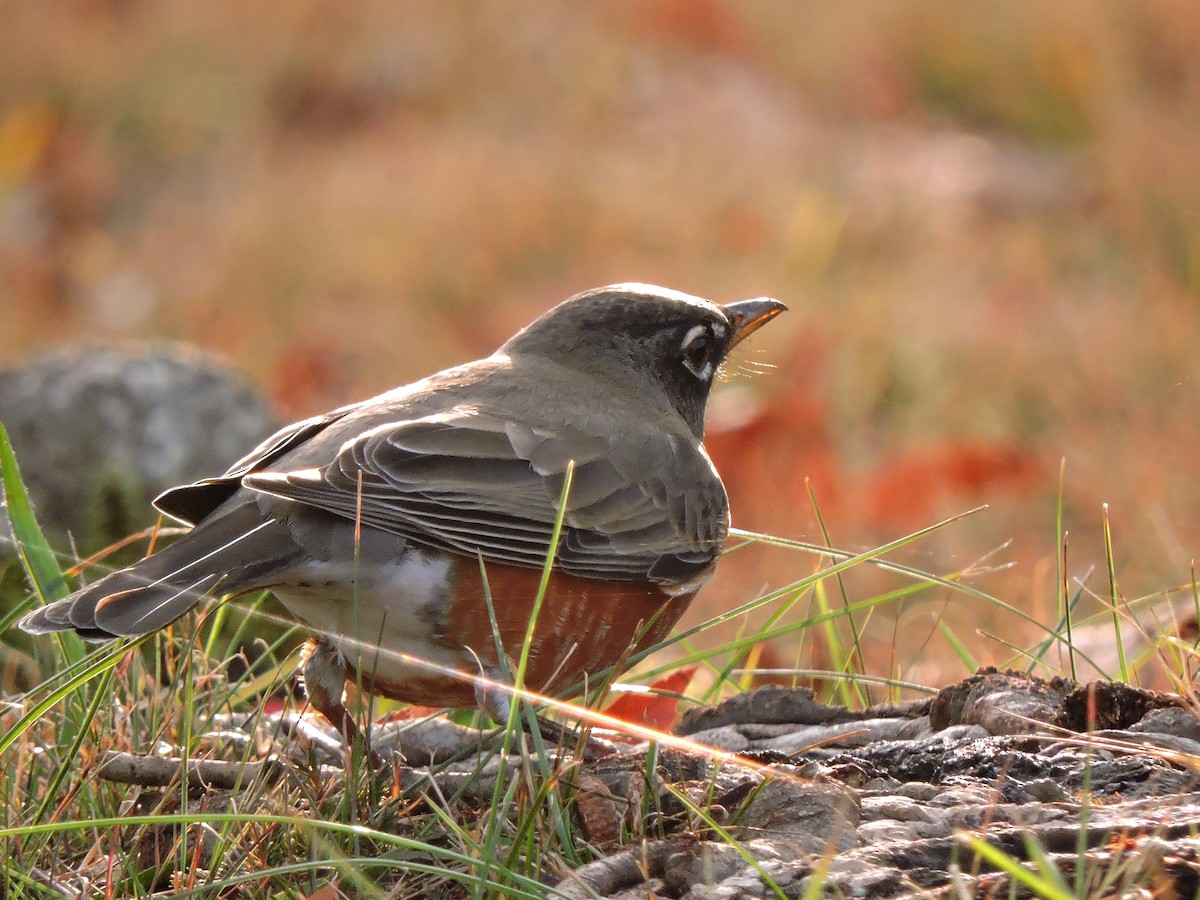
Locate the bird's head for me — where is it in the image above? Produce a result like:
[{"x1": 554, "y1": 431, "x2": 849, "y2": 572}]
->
[{"x1": 500, "y1": 283, "x2": 787, "y2": 437}]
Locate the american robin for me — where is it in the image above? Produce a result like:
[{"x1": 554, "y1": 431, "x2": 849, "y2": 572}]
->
[{"x1": 20, "y1": 284, "x2": 785, "y2": 747}]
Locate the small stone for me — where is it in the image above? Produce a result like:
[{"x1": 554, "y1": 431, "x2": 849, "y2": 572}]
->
[
  {"x1": 1129, "y1": 707, "x2": 1200, "y2": 742},
  {"x1": 730, "y1": 778, "x2": 860, "y2": 853},
  {"x1": 891, "y1": 782, "x2": 941, "y2": 801},
  {"x1": 859, "y1": 795, "x2": 935, "y2": 823}
]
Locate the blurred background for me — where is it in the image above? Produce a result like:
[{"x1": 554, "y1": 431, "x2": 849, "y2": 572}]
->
[{"x1": 2, "y1": 1, "x2": 1199, "y2": 688}]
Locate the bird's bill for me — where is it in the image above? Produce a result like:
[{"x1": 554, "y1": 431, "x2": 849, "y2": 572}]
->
[{"x1": 724, "y1": 297, "x2": 788, "y2": 349}]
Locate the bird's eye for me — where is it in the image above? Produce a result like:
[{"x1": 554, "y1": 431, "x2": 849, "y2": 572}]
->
[
  {"x1": 680, "y1": 325, "x2": 714, "y2": 379},
  {"x1": 684, "y1": 334, "x2": 710, "y2": 365}
]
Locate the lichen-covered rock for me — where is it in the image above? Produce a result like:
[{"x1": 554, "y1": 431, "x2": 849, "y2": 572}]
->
[{"x1": 0, "y1": 343, "x2": 277, "y2": 554}]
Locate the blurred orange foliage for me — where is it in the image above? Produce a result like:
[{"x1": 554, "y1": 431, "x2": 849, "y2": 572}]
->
[
  {"x1": 3, "y1": 1, "x2": 1200, "y2": 684},
  {"x1": 604, "y1": 666, "x2": 698, "y2": 731}
]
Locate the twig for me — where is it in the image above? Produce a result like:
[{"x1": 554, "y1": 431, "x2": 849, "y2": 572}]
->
[{"x1": 96, "y1": 751, "x2": 285, "y2": 790}]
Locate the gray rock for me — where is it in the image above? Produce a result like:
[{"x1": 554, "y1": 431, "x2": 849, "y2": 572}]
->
[
  {"x1": 930, "y1": 669, "x2": 1072, "y2": 735},
  {"x1": 165, "y1": 654, "x2": 1200, "y2": 897},
  {"x1": 800, "y1": 857, "x2": 909, "y2": 898},
  {"x1": 730, "y1": 777, "x2": 860, "y2": 853},
  {"x1": 0, "y1": 343, "x2": 277, "y2": 555},
  {"x1": 676, "y1": 685, "x2": 930, "y2": 737},
  {"x1": 859, "y1": 795, "x2": 936, "y2": 823},
  {"x1": 1129, "y1": 706, "x2": 1200, "y2": 741}
]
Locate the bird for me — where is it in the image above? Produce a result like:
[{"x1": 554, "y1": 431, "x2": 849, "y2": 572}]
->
[{"x1": 20, "y1": 284, "x2": 786, "y2": 750}]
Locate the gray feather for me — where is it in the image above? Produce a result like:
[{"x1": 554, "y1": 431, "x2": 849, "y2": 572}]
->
[
  {"x1": 19, "y1": 504, "x2": 301, "y2": 638},
  {"x1": 243, "y1": 409, "x2": 727, "y2": 583}
]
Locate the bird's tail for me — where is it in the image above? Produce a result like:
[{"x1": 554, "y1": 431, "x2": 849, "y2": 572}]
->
[{"x1": 19, "y1": 504, "x2": 293, "y2": 640}]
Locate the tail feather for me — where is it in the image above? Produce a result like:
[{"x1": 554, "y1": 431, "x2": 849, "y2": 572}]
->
[
  {"x1": 20, "y1": 572, "x2": 211, "y2": 640},
  {"x1": 19, "y1": 503, "x2": 297, "y2": 639},
  {"x1": 95, "y1": 573, "x2": 222, "y2": 635},
  {"x1": 40, "y1": 598, "x2": 78, "y2": 628}
]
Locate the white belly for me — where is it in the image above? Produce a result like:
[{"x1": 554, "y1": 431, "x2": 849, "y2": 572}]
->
[{"x1": 273, "y1": 550, "x2": 469, "y2": 688}]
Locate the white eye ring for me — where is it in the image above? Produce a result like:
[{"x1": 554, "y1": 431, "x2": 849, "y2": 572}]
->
[{"x1": 680, "y1": 324, "x2": 714, "y2": 380}]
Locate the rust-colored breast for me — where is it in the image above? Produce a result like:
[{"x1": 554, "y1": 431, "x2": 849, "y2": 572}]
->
[{"x1": 354, "y1": 558, "x2": 694, "y2": 708}]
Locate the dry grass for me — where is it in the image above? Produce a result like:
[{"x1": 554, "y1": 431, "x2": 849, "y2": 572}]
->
[{"x1": 2, "y1": 2, "x2": 1200, "y2": 690}]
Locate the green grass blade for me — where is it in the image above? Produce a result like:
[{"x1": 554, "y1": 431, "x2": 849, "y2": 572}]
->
[
  {"x1": 806, "y1": 478, "x2": 868, "y2": 706},
  {"x1": 0, "y1": 421, "x2": 68, "y2": 603},
  {"x1": 0, "y1": 812, "x2": 566, "y2": 899},
  {"x1": 0, "y1": 633, "x2": 151, "y2": 756},
  {"x1": 30, "y1": 665, "x2": 115, "y2": 826},
  {"x1": 1056, "y1": 458, "x2": 1077, "y2": 681},
  {"x1": 936, "y1": 619, "x2": 979, "y2": 674},
  {"x1": 0, "y1": 421, "x2": 88, "y2": 670},
  {"x1": 1101, "y1": 503, "x2": 1130, "y2": 684},
  {"x1": 958, "y1": 833, "x2": 1073, "y2": 900}
]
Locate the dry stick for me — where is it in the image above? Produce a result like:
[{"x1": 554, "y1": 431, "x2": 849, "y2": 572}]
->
[
  {"x1": 97, "y1": 751, "x2": 286, "y2": 790},
  {"x1": 97, "y1": 747, "x2": 526, "y2": 805}
]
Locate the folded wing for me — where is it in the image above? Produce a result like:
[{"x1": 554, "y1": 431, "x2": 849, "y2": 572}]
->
[{"x1": 243, "y1": 411, "x2": 727, "y2": 584}]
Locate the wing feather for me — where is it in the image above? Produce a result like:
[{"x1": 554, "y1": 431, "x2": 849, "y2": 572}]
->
[{"x1": 243, "y1": 411, "x2": 726, "y2": 584}]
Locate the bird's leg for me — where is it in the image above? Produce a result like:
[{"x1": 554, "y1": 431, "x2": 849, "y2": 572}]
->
[
  {"x1": 299, "y1": 637, "x2": 378, "y2": 763},
  {"x1": 473, "y1": 665, "x2": 616, "y2": 761},
  {"x1": 473, "y1": 663, "x2": 513, "y2": 727}
]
